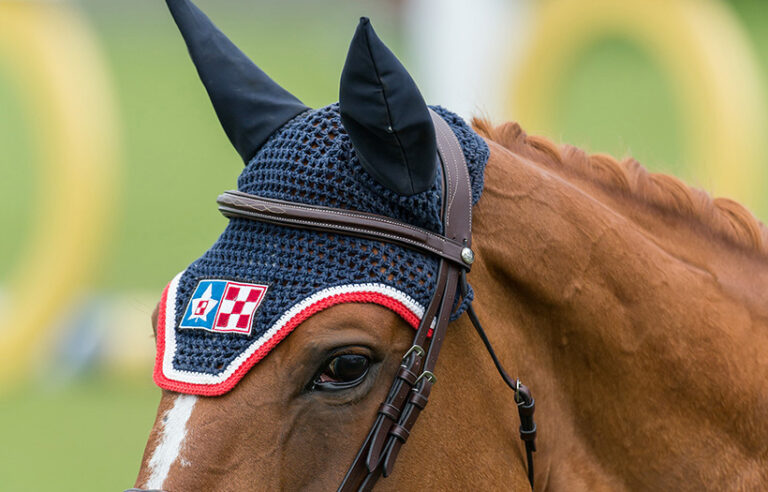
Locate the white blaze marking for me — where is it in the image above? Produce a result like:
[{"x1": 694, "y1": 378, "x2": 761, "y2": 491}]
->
[{"x1": 145, "y1": 394, "x2": 197, "y2": 489}]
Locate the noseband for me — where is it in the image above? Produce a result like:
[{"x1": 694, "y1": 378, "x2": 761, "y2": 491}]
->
[{"x1": 216, "y1": 111, "x2": 537, "y2": 490}]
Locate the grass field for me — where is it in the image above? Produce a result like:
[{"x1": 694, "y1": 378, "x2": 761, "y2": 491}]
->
[
  {"x1": 0, "y1": 374, "x2": 159, "y2": 491},
  {"x1": 2, "y1": 1, "x2": 768, "y2": 490}
]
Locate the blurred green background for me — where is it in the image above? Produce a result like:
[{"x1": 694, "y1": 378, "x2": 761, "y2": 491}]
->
[{"x1": 1, "y1": 0, "x2": 767, "y2": 490}]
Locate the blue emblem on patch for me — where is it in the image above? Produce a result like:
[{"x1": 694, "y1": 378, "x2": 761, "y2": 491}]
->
[{"x1": 179, "y1": 279, "x2": 268, "y2": 335}]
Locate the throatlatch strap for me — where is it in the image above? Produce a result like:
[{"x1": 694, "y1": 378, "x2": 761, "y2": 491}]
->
[{"x1": 460, "y1": 271, "x2": 537, "y2": 488}]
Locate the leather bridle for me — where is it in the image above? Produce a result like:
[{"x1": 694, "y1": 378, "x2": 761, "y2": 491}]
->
[{"x1": 215, "y1": 110, "x2": 538, "y2": 490}]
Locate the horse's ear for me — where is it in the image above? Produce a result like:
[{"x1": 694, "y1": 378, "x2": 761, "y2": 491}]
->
[
  {"x1": 340, "y1": 18, "x2": 437, "y2": 196},
  {"x1": 166, "y1": 0, "x2": 310, "y2": 163}
]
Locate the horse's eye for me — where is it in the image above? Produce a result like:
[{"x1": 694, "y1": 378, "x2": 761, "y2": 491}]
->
[{"x1": 311, "y1": 354, "x2": 370, "y2": 391}]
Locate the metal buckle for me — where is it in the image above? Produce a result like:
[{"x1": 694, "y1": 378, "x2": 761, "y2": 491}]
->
[
  {"x1": 413, "y1": 370, "x2": 437, "y2": 387},
  {"x1": 401, "y1": 345, "x2": 425, "y2": 362}
]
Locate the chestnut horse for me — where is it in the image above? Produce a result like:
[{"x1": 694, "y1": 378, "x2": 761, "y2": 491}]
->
[
  {"x1": 133, "y1": 125, "x2": 768, "y2": 490},
  {"x1": 133, "y1": 2, "x2": 768, "y2": 491}
]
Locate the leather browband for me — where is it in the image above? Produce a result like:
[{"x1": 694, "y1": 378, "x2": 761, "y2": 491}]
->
[
  {"x1": 215, "y1": 111, "x2": 523, "y2": 491},
  {"x1": 217, "y1": 191, "x2": 472, "y2": 270}
]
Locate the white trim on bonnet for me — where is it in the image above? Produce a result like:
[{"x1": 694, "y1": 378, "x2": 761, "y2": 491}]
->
[{"x1": 161, "y1": 271, "x2": 426, "y2": 386}]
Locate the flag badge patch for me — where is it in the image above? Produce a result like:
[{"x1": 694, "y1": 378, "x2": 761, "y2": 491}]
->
[{"x1": 179, "y1": 280, "x2": 269, "y2": 335}]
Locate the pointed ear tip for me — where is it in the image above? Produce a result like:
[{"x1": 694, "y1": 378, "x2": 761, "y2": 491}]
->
[
  {"x1": 354, "y1": 17, "x2": 378, "y2": 44},
  {"x1": 356, "y1": 17, "x2": 375, "y2": 34}
]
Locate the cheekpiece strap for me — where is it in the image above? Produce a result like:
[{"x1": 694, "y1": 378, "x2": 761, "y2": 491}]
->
[{"x1": 336, "y1": 110, "x2": 474, "y2": 491}]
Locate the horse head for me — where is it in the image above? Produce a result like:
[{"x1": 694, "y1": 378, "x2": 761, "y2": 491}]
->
[
  {"x1": 133, "y1": 1, "x2": 531, "y2": 490},
  {"x1": 133, "y1": 1, "x2": 768, "y2": 490}
]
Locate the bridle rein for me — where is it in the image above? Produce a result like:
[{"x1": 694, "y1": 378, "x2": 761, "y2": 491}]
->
[{"x1": 214, "y1": 110, "x2": 538, "y2": 491}]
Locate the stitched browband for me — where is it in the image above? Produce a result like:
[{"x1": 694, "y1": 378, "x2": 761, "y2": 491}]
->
[{"x1": 217, "y1": 191, "x2": 473, "y2": 270}]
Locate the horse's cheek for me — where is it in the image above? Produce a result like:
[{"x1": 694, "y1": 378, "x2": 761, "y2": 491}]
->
[{"x1": 267, "y1": 404, "x2": 361, "y2": 489}]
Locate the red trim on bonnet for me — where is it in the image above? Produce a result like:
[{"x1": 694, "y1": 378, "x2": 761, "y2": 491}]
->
[{"x1": 153, "y1": 285, "x2": 422, "y2": 396}]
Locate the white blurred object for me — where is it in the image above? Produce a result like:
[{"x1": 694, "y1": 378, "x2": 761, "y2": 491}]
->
[{"x1": 404, "y1": 0, "x2": 533, "y2": 121}]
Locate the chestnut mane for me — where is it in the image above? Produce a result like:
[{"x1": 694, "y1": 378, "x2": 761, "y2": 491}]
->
[{"x1": 473, "y1": 119, "x2": 768, "y2": 257}]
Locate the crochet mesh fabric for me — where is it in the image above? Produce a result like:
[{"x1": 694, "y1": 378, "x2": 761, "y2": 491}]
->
[{"x1": 171, "y1": 104, "x2": 489, "y2": 376}]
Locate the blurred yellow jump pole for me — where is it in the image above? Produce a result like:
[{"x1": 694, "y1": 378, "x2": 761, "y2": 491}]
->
[
  {"x1": 510, "y1": 0, "x2": 767, "y2": 214},
  {"x1": 0, "y1": 2, "x2": 119, "y2": 390}
]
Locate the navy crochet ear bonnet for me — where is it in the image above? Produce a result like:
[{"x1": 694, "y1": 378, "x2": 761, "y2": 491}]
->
[
  {"x1": 155, "y1": 2, "x2": 489, "y2": 395},
  {"x1": 155, "y1": 104, "x2": 488, "y2": 394}
]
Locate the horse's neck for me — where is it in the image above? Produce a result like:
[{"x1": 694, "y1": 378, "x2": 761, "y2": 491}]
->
[{"x1": 470, "y1": 140, "x2": 768, "y2": 489}]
